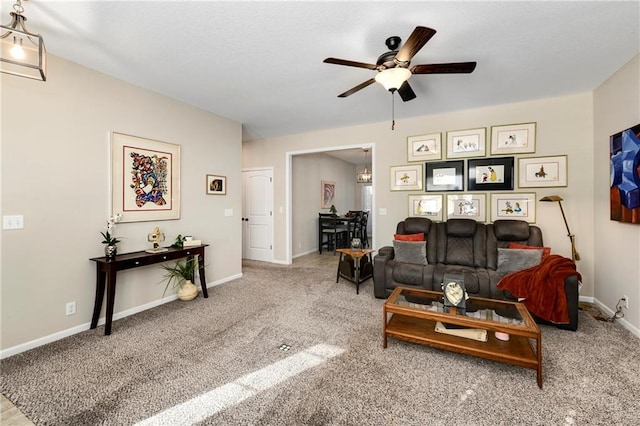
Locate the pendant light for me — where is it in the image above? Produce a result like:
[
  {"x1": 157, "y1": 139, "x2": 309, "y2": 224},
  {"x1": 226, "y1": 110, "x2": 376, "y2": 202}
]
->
[
  {"x1": 1, "y1": 0, "x2": 47, "y2": 81},
  {"x1": 357, "y1": 148, "x2": 372, "y2": 183}
]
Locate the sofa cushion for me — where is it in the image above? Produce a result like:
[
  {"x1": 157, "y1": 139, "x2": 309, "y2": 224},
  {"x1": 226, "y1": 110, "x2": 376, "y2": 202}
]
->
[
  {"x1": 392, "y1": 263, "x2": 425, "y2": 286},
  {"x1": 402, "y1": 217, "x2": 433, "y2": 235},
  {"x1": 496, "y1": 248, "x2": 543, "y2": 275},
  {"x1": 393, "y1": 240, "x2": 427, "y2": 265},
  {"x1": 508, "y1": 242, "x2": 551, "y2": 261},
  {"x1": 394, "y1": 233, "x2": 424, "y2": 241}
]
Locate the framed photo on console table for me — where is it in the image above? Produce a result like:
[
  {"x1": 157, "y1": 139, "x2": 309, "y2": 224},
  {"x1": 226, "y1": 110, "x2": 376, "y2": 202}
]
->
[
  {"x1": 490, "y1": 192, "x2": 536, "y2": 223},
  {"x1": 425, "y1": 160, "x2": 464, "y2": 192},
  {"x1": 467, "y1": 157, "x2": 514, "y2": 191},
  {"x1": 518, "y1": 155, "x2": 567, "y2": 188}
]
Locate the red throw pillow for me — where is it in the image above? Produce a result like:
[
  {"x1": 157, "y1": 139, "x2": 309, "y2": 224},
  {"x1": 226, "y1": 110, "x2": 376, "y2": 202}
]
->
[
  {"x1": 394, "y1": 233, "x2": 425, "y2": 241},
  {"x1": 508, "y1": 242, "x2": 551, "y2": 261}
]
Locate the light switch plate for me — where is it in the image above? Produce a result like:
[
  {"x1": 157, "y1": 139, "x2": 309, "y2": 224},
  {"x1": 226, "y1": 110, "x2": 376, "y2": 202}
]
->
[
  {"x1": 224, "y1": 208, "x2": 233, "y2": 217},
  {"x1": 3, "y1": 215, "x2": 24, "y2": 229},
  {"x1": 379, "y1": 208, "x2": 387, "y2": 216}
]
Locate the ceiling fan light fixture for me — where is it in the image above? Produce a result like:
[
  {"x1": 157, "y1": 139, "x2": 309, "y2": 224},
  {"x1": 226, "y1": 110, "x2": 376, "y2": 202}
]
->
[
  {"x1": 374, "y1": 67, "x2": 411, "y2": 91},
  {"x1": 1, "y1": 0, "x2": 47, "y2": 81}
]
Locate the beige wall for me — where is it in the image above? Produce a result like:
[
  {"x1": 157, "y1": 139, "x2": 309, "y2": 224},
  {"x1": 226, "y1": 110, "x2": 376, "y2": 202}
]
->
[
  {"x1": 292, "y1": 153, "x2": 356, "y2": 257},
  {"x1": 244, "y1": 92, "x2": 596, "y2": 295},
  {"x1": 593, "y1": 54, "x2": 640, "y2": 331},
  {"x1": 0, "y1": 55, "x2": 243, "y2": 354}
]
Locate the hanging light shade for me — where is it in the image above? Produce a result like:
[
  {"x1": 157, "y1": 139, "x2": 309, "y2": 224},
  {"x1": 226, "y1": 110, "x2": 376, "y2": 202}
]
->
[
  {"x1": 1, "y1": 0, "x2": 46, "y2": 81},
  {"x1": 357, "y1": 148, "x2": 372, "y2": 183},
  {"x1": 374, "y1": 67, "x2": 411, "y2": 91}
]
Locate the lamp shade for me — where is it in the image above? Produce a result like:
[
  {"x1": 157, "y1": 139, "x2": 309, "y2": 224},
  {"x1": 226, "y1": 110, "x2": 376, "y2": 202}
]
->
[{"x1": 374, "y1": 67, "x2": 411, "y2": 91}]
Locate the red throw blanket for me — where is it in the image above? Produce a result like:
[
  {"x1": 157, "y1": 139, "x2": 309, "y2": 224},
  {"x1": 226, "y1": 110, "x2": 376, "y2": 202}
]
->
[{"x1": 497, "y1": 255, "x2": 581, "y2": 324}]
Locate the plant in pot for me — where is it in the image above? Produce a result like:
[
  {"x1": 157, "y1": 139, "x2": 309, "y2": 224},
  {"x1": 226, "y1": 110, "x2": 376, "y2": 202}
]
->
[{"x1": 161, "y1": 257, "x2": 199, "y2": 301}]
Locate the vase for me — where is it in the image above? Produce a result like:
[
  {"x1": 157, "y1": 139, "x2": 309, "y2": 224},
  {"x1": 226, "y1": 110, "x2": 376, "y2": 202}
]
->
[
  {"x1": 177, "y1": 280, "x2": 198, "y2": 301},
  {"x1": 104, "y1": 244, "x2": 117, "y2": 258}
]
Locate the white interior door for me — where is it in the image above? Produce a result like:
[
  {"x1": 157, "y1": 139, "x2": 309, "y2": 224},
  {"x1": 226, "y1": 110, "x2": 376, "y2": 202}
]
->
[{"x1": 243, "y1": 169, "x2": 273, "y2": 262}]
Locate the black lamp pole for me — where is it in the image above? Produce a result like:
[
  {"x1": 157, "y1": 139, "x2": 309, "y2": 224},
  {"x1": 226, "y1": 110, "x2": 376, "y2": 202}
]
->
[{"x1": 540, "y1": 196, "x2": 580, "y2": 262}]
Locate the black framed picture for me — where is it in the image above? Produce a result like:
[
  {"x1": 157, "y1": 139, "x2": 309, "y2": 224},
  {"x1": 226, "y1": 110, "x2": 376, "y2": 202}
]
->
[
  {"x1": 467, "y1": 157, "x2": 514, "y2": 191},
  {"x1": 425, "y1": 160, "x2": 464, "y2": 192}
]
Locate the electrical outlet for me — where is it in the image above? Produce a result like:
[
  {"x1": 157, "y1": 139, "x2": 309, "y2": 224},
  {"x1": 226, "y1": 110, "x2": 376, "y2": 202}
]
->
[
  {"x1": 622, "y1": 295, "x2": 629, "y2": 309},
  {"x1": 66, "y1": 301, "x2": 76, "y2": 316}
]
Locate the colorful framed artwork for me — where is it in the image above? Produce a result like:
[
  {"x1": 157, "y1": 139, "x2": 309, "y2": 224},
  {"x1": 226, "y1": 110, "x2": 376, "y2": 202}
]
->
[
  {"x1": 490, "y1": 192, "x2": 536, "y2": 223},
  {"x1": 409, "y1": 194, "x2": 444, "y2": 221},
  {"x1": 206, "y1": 174, "x2": 226, "y2": 195},
  {"x1": 321, "y1": 180, "x2": 336, "y2": 208},
  {"x1": 425, "y1": 160, "x2": 464, "y2": 192},
  {"x1": 390, "y1": 164, "x2": 423, "y2": 191},
  {"x1": 467, "y1": 157, "x2": 514, "y2": 191},
  {"x1": 446, "y1": 127, "x2": 486, "y2": 159},
  {"x1": 407, "y1": 133, "x2": 442, "y2": 162},
  {"x1": 518, "y1": 155, "x2": 567, "y2": 188},
  {"x1": 446, "y1": 193, "x2": 487, "y2": 222},
  {"x1": 111, "y1": 132, "x2": 180, "y2": 223},
  {"x1": 610, "y1": 124, "x2": 640, "y2": 224},
  {"x1": 490, "y1": 122, "x2": 536, "y2": 155}
]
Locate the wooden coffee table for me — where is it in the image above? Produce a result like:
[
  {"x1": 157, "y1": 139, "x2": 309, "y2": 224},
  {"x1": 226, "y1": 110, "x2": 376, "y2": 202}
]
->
[{"x1": 383, "y1": 286, "x2": 543, "y2": 388}]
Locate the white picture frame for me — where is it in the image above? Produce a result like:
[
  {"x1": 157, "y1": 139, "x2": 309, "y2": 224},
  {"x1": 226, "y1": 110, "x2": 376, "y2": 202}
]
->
[
  {"x1": 446, "y1": 127, "x2": 486, "y2": 159},
  {"x1": 490, "y1": 122, "x2": 536, "y2": 155},
  {"x1": 407, "y1": 133, "x2": 442, "y2": 162},
  {"x1": 518, "y1": 155, "x2": 568, "y2": 188},
  {"x1": 409, "y1": 194, "x2": 444, "y2": 221},
  {"x1": 490, "y1": 192, "x2": 536, "y2": 223},
  {"x1": 446, "y1": 193, "x2": 487, "y2": 222},
  {"x1": 390, "y1": 164, "x2": 423, "y2": 191}
]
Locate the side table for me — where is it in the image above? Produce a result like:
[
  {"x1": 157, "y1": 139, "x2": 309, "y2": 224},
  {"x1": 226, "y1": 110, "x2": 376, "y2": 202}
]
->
[{"x1": 335, "y1": 248, "x2": 375, "y2": 294}]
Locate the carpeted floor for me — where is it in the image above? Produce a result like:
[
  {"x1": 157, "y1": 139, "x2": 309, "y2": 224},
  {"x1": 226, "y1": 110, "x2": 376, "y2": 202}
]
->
[{"x1": 2, "y1": 257, "x2": 639, "y2": 425}]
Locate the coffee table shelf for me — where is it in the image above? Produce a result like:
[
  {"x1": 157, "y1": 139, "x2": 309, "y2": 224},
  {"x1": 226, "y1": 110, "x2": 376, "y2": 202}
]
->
[{"x1": 383, "y1": 287, "x2": 542, "y2": 388}]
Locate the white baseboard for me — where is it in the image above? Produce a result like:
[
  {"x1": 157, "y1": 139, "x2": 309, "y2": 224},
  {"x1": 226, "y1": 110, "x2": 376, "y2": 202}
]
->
[
  {"x1": 292, "y1": 248, "x2": 318, "y2": 259},
  {"x1": 592, "y1": 298, "x2": 640, "y2": 338},
  {"x1": 0, "y1": 273, "x2": 242, "y2": 360}
]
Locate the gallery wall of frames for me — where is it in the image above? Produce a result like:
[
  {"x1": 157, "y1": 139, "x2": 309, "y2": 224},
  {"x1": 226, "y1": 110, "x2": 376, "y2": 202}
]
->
[{"x1": 393, "y1": 122, "x2": 568, "y2": 224}]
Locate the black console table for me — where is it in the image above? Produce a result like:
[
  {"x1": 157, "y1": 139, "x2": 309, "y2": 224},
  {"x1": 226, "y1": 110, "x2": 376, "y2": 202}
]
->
[{"x1": 90, "y1": 244, "x2": 209, "y2": 335}]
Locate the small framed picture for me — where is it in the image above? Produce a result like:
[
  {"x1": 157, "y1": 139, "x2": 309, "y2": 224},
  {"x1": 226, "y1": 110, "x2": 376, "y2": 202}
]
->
[
  {"x1": 425, "y1": 160, "x2": 464, "y2": 192},
  {"x1": 490, "y1": 122, "x2": 536, "y2": 155},
  {"x1": 407, "y1": 133, "x2": 442, "y2": 162},
  {"x1": 518, "y1": 155, "x2": 568, "y2": 188},
  {"x1": 490, "y1": 192, "x2": 536, "y2": 223},
  {"x1": 467, "y1": 157, "x2": 514, "y2": 191},
  {"x1": 409, "y1": 194, "x2": 444, "y2": 221},
  {"x1": 321, "y1": 180, "x2": 336, "y2": 208},
  {"x1": 446, "y1": 127, "x2": 486, "y2": 159},
  {"x1": 206, "y1": 174, "x2": 226, "y2": 195},
  {"x1": 446, "y1": 193, "x2": 487, "y2": 222},
  {"x1": 390, "y1": 164, "x2": 423, "y2": 191}
]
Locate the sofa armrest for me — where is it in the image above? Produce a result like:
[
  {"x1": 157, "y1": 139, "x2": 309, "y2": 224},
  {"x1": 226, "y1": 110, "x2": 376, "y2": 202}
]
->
[{"x1": 373, "y1": 246, "x2": 394, "y2": 298}]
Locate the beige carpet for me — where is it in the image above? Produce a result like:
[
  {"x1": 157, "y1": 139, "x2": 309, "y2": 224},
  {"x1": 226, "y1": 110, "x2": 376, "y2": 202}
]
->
[{"x1": 1, "y1": 257, "x2": 639, "y2": 425}]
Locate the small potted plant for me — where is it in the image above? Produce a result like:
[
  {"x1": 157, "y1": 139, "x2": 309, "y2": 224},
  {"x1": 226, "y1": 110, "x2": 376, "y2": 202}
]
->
[
  {"x1": 161, "y1": 257, "x2": 199, "y2": 301},
  {"x1": 101, "y1": 213, "x2": 123, "y2": 258},
  {"x1": 329, "y1": 204, "x2": 337, "y2": 214}
]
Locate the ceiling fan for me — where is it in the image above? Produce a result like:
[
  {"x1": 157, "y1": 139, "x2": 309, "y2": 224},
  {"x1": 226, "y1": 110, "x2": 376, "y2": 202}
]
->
[{"x1": 323, "y1": 26, "x2": 477, "y2": 102}]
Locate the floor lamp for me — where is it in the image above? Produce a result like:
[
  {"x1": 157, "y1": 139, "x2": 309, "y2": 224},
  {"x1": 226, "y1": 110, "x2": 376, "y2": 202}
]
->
[{"x1": 539, "y1": 195, "x2": 580, "y2": 262}]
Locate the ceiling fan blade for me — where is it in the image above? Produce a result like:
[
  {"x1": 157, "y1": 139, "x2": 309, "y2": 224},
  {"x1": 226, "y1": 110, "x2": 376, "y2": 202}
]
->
[
  {"x1": 337, "y1": 78, "x2": 376, "y2": 98},
  {"x1": 323, "y1": 57, "x2": 378, "y2": 70},
  {"x1": 395, "y1": 26, "x2": 437, "y2": 64},
  {"x1": 411, "y1": 62, "x2": 477, "y2": 74},
  {"x1": 398, "y1": 81, "x2": 417, "y2": 102}
]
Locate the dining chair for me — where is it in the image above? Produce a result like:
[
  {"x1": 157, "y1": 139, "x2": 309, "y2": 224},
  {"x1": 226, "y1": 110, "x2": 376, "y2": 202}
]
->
[
  {"x1": 319, "y1": 213, "x2": 349, "y2": 255},
  {"x1": 360, "y1": 211, "x2": 370, "y2": 248}
]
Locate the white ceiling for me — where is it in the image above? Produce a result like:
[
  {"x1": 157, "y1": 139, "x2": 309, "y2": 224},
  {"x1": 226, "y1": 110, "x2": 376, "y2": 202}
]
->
[{"x1": 7, "y1": 1, "x2": 640, "y2": 143}]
